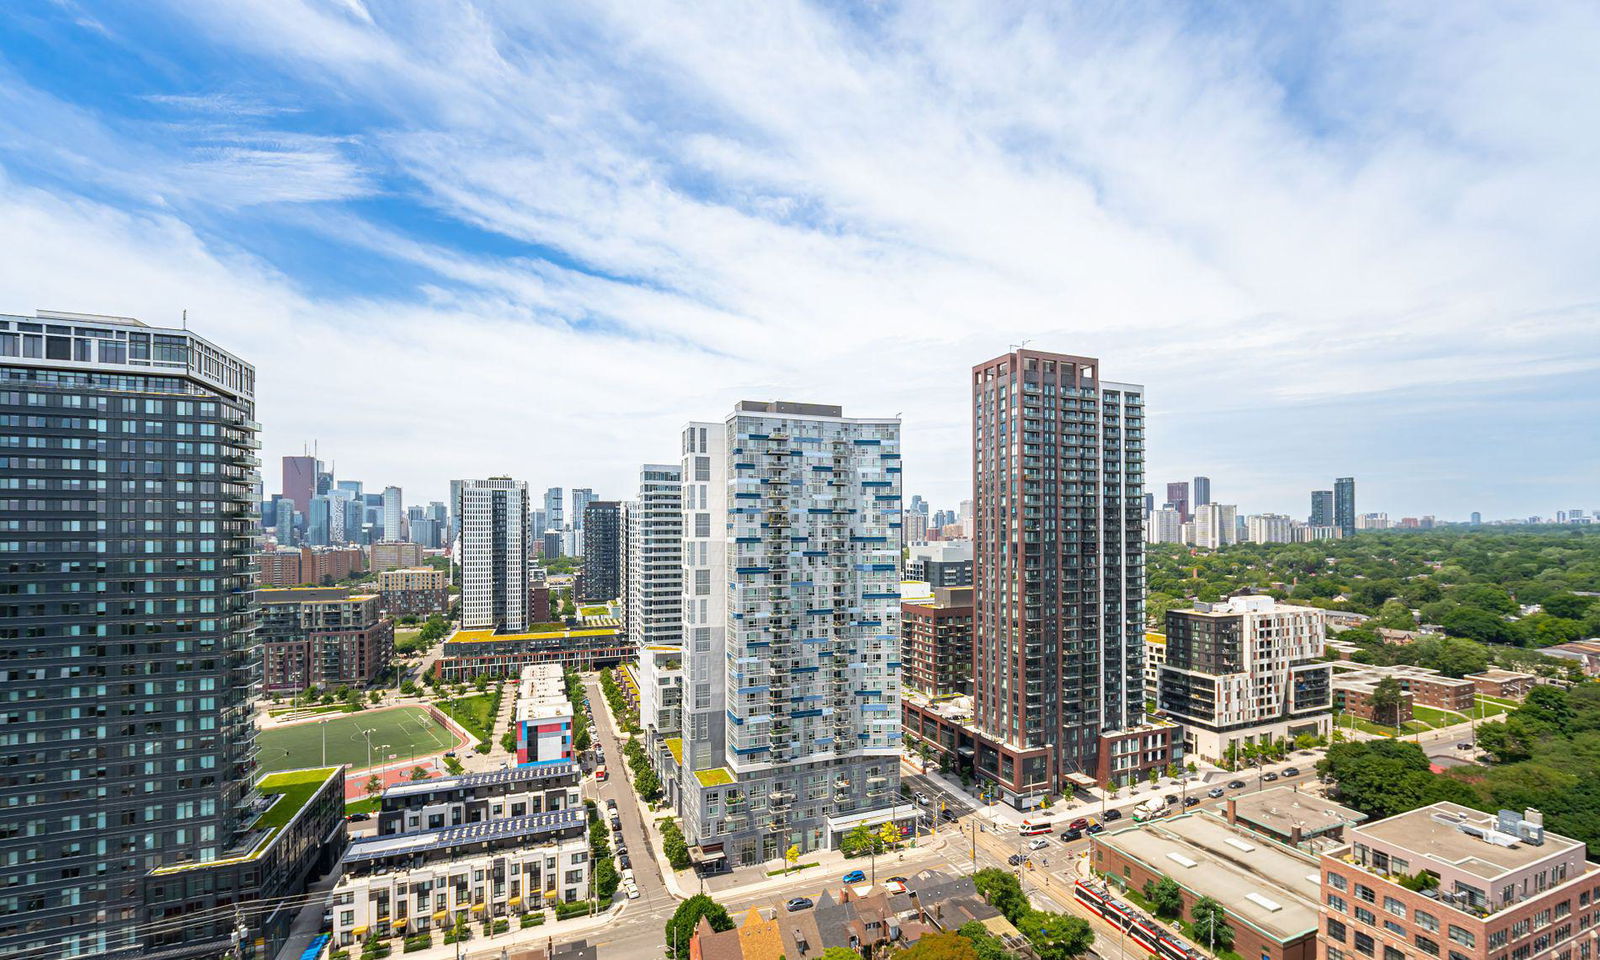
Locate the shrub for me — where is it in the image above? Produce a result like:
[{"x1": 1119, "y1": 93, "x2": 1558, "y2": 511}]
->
[
  {"x1": 491, "y1": 919, "x2": 509, "y2": 934},
  {"x1": 659, "y1": 819, "x2": 692, "y2": 870},
  {"x1": 401, "y1": 934, "x2": 433, "y2": 953},
  {"x1": 554, "y1": 900, "x2": 596, "y2": 920},
  {"x1": 474, "y1": 741, "x2": 490, "y2": 754},
  {"x1": 520, "y1": 913, "x2": 546, "y2": 929}
]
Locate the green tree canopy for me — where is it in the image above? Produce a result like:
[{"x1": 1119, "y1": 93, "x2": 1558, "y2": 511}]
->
[{"x1": 664, "y1": 895, "x2": 733, "y2": 960}]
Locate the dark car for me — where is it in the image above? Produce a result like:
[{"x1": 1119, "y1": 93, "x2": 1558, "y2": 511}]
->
[
  {"x1": 1085, "y1": 822, "x2": 1105, "y2": 835},
  {"x1": 1163, "y1": 794, "x2": 1179, "y2": 806},
  {"x1": 787, "y1": 897, "x2": 814, "y2": 912},
  {"x1": 345, "y1": 812, "x2": 371, "y2": 822},
  {"x1": 1207, "y1": 786, "x2": 1226, "y2": 798},
  {"x1": 1228, "y1": 780, "x2": 1247, "y2": 790},
  {"x1": 1457, "y1": 742, "x2": 1474, "y2": 750},
  {"x1": 1103, "y1": 808, "x2": 1123, "y2": 821},
  {"x1": 1007, "y1": 854, "x2": 1025, "y2": 866},
  {"x1": 1284, "y1": 767, "x2": 1301, "y2": 777},
  {"x1": 611, "y1": 816, "x2": 622, "y2": 830},
  {"x1": 1060, "y1": 827, "x2": 1083, "y2": 841},
  {"x1": 1183, "y1": 796, "x2": 1200, "y2": 807},
  {"x1": 1263, "y1": 772, "x2": 1280, "y2": 782},
  {"x1": 941, "y1": 808, "x2": 959, "y2": 823},
  {"x1": 618, "y1": 854, "x2": 631, "y2": 870}
]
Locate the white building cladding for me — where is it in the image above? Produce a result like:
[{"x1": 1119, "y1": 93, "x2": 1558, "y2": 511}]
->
[
  {"x1": 630, "y1": 463, "x2": 686, "y2": 764},
  {"x1": 674, "y1": 402, "x2": 907, "y2": 866},
  {"x1": 1158, "y1": 595, "x2": 1332, "y2": 760},
  {"x1": 457, "y1": 477, "x2": 530, "y2": 634}
]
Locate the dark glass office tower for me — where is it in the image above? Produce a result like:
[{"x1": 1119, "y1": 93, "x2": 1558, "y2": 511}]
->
[
  {"x1": 1334, "y1": 476, "x2": 1356, "y2": 538},
  {"x1": 0, "y1": 310, "x2": 261, "y2": 959}
]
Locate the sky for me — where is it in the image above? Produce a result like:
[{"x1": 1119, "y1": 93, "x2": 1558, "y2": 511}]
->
[{"x1": 1, "y1": 1, "x2": 1597, "y2": 521}]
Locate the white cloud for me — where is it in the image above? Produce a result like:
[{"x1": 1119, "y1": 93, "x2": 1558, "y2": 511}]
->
[{"x1": 2, "y1": 0, "x2": 1597, "y2": 518}]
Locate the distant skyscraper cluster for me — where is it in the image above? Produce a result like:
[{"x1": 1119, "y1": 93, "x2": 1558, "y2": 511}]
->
[{"x1": 1145, "y1": 472, "x2": 1361, "y2": 547}]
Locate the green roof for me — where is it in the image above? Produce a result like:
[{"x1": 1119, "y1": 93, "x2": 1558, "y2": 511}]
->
[
  {"x1": 151, "y1": 767, "x2": 338, "y2": 875},
  {"x1": 694, "y1": 767, "x2": 734, "y2": 787},
  {"x1": 665, "y1": 738, "x2": 684, "y2": 764}
]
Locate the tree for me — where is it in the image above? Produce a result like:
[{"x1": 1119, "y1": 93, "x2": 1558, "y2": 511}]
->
[
  {"x1": 595, "y1": 858, "x2": 620, "y2": 900},
  {"x1": 1144, "y1": 877, "x2": 1184, "y2": 919},
  {"x1": 956, "y1": 921, "x2": 1013, "y2": 960},
  {"x1": 365, "y1": 774, "x2": 383, "y2": 800},
  {"x1": 973, "y1": 868, "x2": 1028, "y2": 924},
  {"x1": 896, "y1": 932, "x2": 978, "y2": 960},
  {"x1": 821, "y1": 950, "x2": 862, "y2": 960},
  {"x1": 1018, "y1": 912, "x2": 1095, "y2": 960},
  {"x1": 1369, "y1": 677, "x2": 1406, "y2": 726},
  {"x1": 843, "y1": 822, "x2": 876, "y2": 857},
  {"x1": 879, "y1": 820, "x2": 902, "y2": 851},
  {"x1": 633, "y1": 766, "x2": 662, "y2": 802},
  {"x1": 409, "y1": 766, "x2": 429, "y2": 781},
  {"x1": 784, "y1": 843, "x2": 801, "y2": 875},
  {"x1": 1441, "y1": 607, "x2": 1520, "y2": 645},
  {"x1": 1190, "y1": 896, "x2": 1234, "y2": 952},
  {"x1": 1518, "y1": 685, "x2": 1573, "y2": 735},
  {"x1": 1542, "y1": 592, "x2": 1595, "y2": 620},
  {"x1": 664, "y1": 895, "x2": 733, "y2": 960}
]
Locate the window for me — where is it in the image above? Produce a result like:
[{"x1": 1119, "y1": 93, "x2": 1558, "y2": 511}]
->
[
  {"x1": 1448, "y1": 926, "x2": 1475, "y2": 949},
  {"x1": 1415, "y1": 936, "x2": 1439, "y2": 957},
  {"x1": 1416, "y1": 911, "x2": 1440, "y2": 933},
  {"x1": 1384, "y1": 947, "x2": 1406, "y2": 960},
  {"x1": 1357, "y1": 908, "x2": 1377, "y2": 927},
  {"x1": 1328, "y1": 894, "x2": 1348, "y2": 912},
  {"x1": 1355, "y1": 932, "x2": 1376, "y2": 957},
  {"x1": 1489, "y1": 931, "x2": 1508, "y2": 950},
  {"x1": 1357, "y1": 884, "x2": 1377, "y2": 904},
  {"x1": 1387, "y1": 921, "x2": 1407, "y2": 937},
  {"x1": 1386, "y1": 897, "x2": 1408, "y2": 918},
  {"x1": 1329, "y1": 873, "x2": 1350, "y2": 892},
  {"x1": 1328, "y1": 918, "x2": 1348, "y2": 943}
]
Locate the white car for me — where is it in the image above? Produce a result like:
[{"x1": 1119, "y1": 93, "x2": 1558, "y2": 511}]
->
[
  {"x1": 624, "y1": 881, "x2": 640, "y2": 900},
  {"x1": 1029, "y1": 838, "x2": 1051, "y2": 850},
  {"x1": 914, "y1": 792, "x2": 930, "y2": 806}
]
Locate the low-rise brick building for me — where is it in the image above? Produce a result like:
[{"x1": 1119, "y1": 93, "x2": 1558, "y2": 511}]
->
[
  {"x1": 257, "y1": 545, "x2": 366, "y2": 586},
  {"x1": 1319, "y1": 803, "x2": 1600, "y2": 960},
  {"x1": 1465, "y1": 669, "x2": 1538, "y2": 701}
]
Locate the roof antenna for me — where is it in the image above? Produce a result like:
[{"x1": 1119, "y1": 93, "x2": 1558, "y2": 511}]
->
[{"x1": 182, "y1": 309, "x2": 187, "y2": 330}]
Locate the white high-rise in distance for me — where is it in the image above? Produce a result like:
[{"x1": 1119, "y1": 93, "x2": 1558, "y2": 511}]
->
[
  {"x1": 382, "y1": 484, "x2": 403, "y2": 541},
  {"x1": 458, "y1": 477, "x2": 531, "y2": 634}
]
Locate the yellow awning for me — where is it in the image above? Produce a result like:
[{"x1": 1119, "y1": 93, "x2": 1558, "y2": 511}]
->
[
  {"x1": 393, "y1": 919, "x2": 408, "y2": 930},
  {"x1": 508, "y1": 896, "x2": 522, "y2": 907},
  {"x1": 352, "y1": 927, "x2": 369, "y2": 937},
  {"x1": 544, "y1": 890, "x2": 559, "y2": 901},
  {"x1": 471, "y1": 903, "x2": 486, "y2": 913},
  {"x1": 432, "y1": 910, "x2": 448, "y2": 923}
]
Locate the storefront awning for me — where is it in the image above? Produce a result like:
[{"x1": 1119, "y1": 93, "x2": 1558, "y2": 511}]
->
[
  {"x1": 432, "y1": 911, "x2": 448, "y2": 923},
  {"x1": 470, "y1": 903, "x2": 486, "y2": 913},
  {"x1": 689, "y1": 845, "x2": 726, "y2": 864},
  {"x1": 1065, "y1": 772, "x2": 1098, "y2": 789},
  {"x1": 508, "y1": 896, "x2": 522, "y2": 907},
  {"x1": 351, "y1": 927, "x2": 369, "y2": 938}
]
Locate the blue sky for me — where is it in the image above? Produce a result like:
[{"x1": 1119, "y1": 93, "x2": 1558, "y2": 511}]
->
[{"x1": 1, "y1": 1, "x2": 1596, "y2": 520}]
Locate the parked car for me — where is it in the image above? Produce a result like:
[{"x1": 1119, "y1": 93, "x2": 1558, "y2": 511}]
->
[
  {"x1": 1263, "y1": 772, "x2": 1280, "y2": 782},
  {"x1": 1085, "y1": 822, "x2": 1105, "y2": 835},
  {"x1": 1068, "y1": 817, "x2": 1090, "y2": 831},
  {"x1": 618, "y1": 854, "x2": 631, "y2": 870},
  {"x1": 1284, "y1": 767, "x2": 1301, "y2": 777},
  {"x1": 345, "y1": 812, "x2": 370, "y2": 822},
  {"x1": 1163, "y1": 794, "x2": 1179, "y2": 806},
  {"x1": 611, "y1": 816, "x2": 622, "y2": 830},
  {"x1": 1457, "y1": 742, "x2": 1474, "y2": 750},
  {"x1": 606, "y1": 798, "x2": 618, "y2": 811},
  {"x1": 1207, "y1": 787, "x2": 1226, "y2": 798},
  {"x1": 842, "y1": 870, "x2": 867, "y2": 885},
  {"x1": 1227, "y1": 780, "x2": 1246, "y2": 789},
  {"x1": 1029, "y1": 837, "x2": 1051, "y2": 850},
  {"x1": 1183, "y1": 796, "x2": 1200, "y2": 807},
  {"x1": 1103, "y1": 808, "x2": 1123, "y2": 821},
  {"x1": 625, "y1": 884, "x2": 640, "y2": 900},
  {"x1": 443, "y1": 751, "x2": 457, "y2": 759},
  {"x1": 621, "y1": 868, "x2": 635, "y2": 884},
  {"x1": 595, "y1": 767, "x2": 608, "y2": 782},
  {"x1": 786, "y1": 897, "x2": 814, "y2": 912},
  {"x1": 887, "y1": 876, "x2": 909, "y2": 885},
  {"x1": 1060, "y1": 827, "x2": 1083, "y2": 841}
]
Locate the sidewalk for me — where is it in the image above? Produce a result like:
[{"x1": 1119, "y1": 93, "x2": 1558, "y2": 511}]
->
[{"x1": 702, "y1": 830, "x2": 953, "y2": 901}]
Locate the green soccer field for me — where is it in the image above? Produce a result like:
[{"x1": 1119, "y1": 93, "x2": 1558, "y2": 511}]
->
[{"x1": 257, "y1": 706, "x2": 456, "y2": 774}]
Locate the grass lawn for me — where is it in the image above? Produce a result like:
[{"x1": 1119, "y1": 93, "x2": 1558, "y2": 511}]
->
[
  {"x1": 438, "y1": 693, "x2": 496, "y2": 743},
  {"x1": 257, "y1": 707, "x2": 454, "y2": 774},
  {"x1": 256, "y1": 768, "x2": 338, "y2": 830},
  {"x1": 394, "y1": 628, "x2": 426, "y2": 654},
  {"x1": 344, "y1": 797, "x2": 379, "y2": 815},
  {"x1": 1473, "y1": 697, "x2": 1513, "y2": 716},
  {"x1": 1409, "y1": 705, "x2": 1468, "y2": 729}
]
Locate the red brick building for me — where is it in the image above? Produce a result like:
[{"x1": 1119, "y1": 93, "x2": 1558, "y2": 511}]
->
[
  {"x1": 1465, "y1": 669, "x2": 1537, "y2": 701},
  {"x1": 901, "y1": 586, "x2": 974, "y2": 698},
  {"x1": 256, "y1": 546, "x2": 365, "y2": 586},
  {"x1": 1320, "y1": 804, "x2": 1600, "y2": 960}
]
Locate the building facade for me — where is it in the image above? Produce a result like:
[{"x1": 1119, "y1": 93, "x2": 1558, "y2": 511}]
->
[
  {"x1": 906, "y1": 540, "x2": 974, "y2": 586},
  {"x1": 1166, "y1": 480, "x2": 1191, "y2": 522},
  {"x1": 901, "y1": 586, "x2": 975, "y2": 697},
  {"x1": 1334, "y1": 476, "x2": 1356, "y2": 538},
  {"x1": 581, "y1": 499, "x2": 622, "y2": 600},
  {"x1": 0, "y1": 309, "x2": 272, "y2": 960},
  {"x1": 256, "y1": 544, "x2": 365, "y2": 585},
  {"x1": 376, "y1": 565, "x2": 450, "y2": 617},
  {"x1": 258, "y1": 587, "x2": 394, "y2": 692},
  {"x1": 971, "y1": 349, "x2": 1146, "y2": 804},
  {"x1": 1247, "y1": 513, "x2": 1295, "y2": 544},
  {"x1": 1160, "y1": 596, "x2": 1332, "y2": 760},
  {"x1": 1319, "y1": 804, "x2": 1600, "y2": 960},
  {"x1": 1192, "y1": 475, "x2": 1212, "y2": 508},
  {"x1": 458, "y1": 477, "x2": 531, "y2": 634},
  {"x1": 1194, "y1": 502, "x2": 1238, "y2": 549},
  {"x1": 670, "y1": 402, "x2": 910, "y2": 866},
  {"x1": 1311, "y1": 490, "x2": 1335, "y2": 527},
  {"x1": 283, "y1": 454, "x2": 316, "y2": 517},
  {"x1": 370, "y1": 539, "x2": 425, "y2": 573}
]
